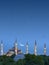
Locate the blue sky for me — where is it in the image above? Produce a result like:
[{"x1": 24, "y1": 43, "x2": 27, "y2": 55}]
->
[{"x1": 0, "y1": 0, "x2": 49, "y2": 55}]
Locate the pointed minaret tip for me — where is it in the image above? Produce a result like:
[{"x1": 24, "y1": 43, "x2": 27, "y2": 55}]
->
[
  {"x1": 35, "y1": 40, "x2": 37, "y2": 46},
  {"x1": 44, "y1": 43, "x2": 46, "y2": 48},
  {"x1": 0, "y1": 40, "x2": 3, "y2": 44},
  {"x1": 26, "y1": 42, "x2": 28, "y2": 45},
  {"x1": 15, "y1": 39, "x2": 17, "y2": 43}
]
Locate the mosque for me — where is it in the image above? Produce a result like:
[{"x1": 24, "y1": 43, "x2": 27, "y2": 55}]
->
[{"x1": 0, "y1": 40, "x2": 46, "y2": 56}]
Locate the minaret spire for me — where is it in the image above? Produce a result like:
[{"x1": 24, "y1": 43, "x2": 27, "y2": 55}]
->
[
  {"x1": 44, "y1": 43, "x2": 46, "y2": 55},
  {"x1": 34, "y1": 40, "x2": 37, "y2": 56},
  {"x1": 14, "y1": 40, "x2": 18, "y2": 55},
  {"x1": 26, "y1": 42, "x2": 28, "y2": 54},
  {"x1": 0, "y1": 40, "x2": 3, "y2": 55}
]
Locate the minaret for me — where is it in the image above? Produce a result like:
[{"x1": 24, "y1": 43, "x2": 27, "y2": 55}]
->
[
  {"x1": 34, "y1": 40, "x2": 37, "y2": 56},
  {"x1": 0, "y1": 41, "x2": 3, "y2": 55},
  {"x1": 14, "y1": 40, "x2": 18, "y2": 55},
  {"x1": 26, "y1": 42, "x2": 28, "y2": 54},
  {"x1": 44, "y1": 43, "x2": 46, "y2": 55}
]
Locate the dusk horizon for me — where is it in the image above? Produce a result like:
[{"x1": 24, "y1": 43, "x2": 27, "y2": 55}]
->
[{"x1": 0, "y1": 0, "x2": 49, "y2": 55}]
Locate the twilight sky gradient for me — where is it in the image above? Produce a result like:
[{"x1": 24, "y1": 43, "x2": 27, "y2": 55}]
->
[{"x1": 0, "y1": 0, "x2": 49, "y2": 55}]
